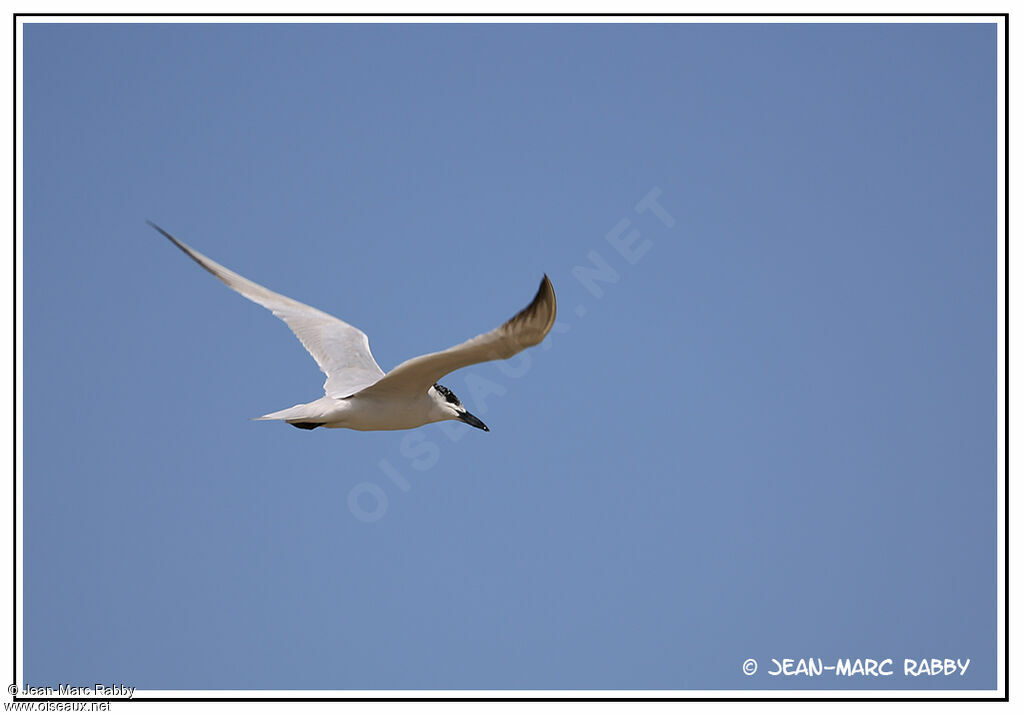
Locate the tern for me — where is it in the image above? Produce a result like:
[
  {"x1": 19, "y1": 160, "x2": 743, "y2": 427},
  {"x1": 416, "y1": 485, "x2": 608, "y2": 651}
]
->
[{"x1": 149, "y1": 222, "x2": 556, "y2": 432}]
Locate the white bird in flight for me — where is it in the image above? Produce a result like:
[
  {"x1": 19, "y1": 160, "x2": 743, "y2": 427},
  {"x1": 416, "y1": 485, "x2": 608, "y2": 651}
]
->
[{"x1": 149, "y1": 222, "x2": 557, "y2": 432}]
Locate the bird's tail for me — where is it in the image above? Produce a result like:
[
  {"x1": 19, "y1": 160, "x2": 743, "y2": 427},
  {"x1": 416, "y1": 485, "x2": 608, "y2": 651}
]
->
[{"x1": 253, "y1": 403, "x2": 318, "y2": 422}]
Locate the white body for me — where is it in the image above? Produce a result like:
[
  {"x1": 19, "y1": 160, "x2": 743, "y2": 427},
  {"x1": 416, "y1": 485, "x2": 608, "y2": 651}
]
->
[
  {"x1": 150, "y1": 222, "x2": 557, "y2": 432},
  {"x1": 268, "y1": 388, "x2": 452, "y2": 431}
]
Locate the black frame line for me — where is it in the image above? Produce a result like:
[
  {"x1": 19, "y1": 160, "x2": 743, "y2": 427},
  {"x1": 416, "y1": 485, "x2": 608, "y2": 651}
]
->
[{"x1": 8, "y1": 11, "x2": 1007, "y2": 704}]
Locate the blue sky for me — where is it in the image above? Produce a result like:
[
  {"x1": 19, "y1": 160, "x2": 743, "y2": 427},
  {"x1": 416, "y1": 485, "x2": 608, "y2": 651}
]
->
[{"x1": 22, "y1": 22, "x2": 997, "y2": 690}]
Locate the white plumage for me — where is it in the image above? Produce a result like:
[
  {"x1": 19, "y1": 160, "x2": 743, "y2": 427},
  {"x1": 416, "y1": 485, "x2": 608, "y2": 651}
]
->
[{"x1": 150, "y1": 222, "x2": 556, "y2": 432}]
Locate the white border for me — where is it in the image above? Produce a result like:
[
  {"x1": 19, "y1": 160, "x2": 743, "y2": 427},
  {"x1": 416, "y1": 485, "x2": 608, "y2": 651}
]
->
[
  {"x1": 3, "y1": 15, "x2": 1007, "y2": 24},
  {"x1": 995, "y1": 8, "x2": 1007, "y2": 701},
  {"x1": 4, "y1": 11, "x2": 1008, "y2": 703}
]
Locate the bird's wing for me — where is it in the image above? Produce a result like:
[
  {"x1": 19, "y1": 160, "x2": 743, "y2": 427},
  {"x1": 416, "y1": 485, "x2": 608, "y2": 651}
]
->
[
  {"x1": 355, "y1": 275, "x2": 556, "y2": 398},
  {"x1": 150, "y1": 222, "x2": 385, "y2": 398}
]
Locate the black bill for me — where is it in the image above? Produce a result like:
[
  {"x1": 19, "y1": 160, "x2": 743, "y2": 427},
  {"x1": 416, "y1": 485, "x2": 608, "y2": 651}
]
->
[{"x1": 459, "y1": 411, "x2": 489, "y2": 432}]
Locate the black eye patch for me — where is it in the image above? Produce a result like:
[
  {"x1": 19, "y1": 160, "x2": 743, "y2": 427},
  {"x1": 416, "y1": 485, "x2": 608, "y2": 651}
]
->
[{"x1": 433, "y1": 383, "x2": 462, "y2": 406}]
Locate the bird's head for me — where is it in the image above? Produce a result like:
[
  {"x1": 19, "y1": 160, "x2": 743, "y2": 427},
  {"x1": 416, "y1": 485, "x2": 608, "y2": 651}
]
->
[{"x1": 430, "y1": 383, "x2": 489, "y2": 431}]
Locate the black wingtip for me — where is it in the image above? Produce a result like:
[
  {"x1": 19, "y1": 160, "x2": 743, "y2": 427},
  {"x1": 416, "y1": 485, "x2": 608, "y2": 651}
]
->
[
  {"x1": 541, "y1": 274, "x2": 554, "y2": 293},
  {"x1": 146, "y1": 220, "x2": 198, "y2": 261},
  {"x1": 146, "y1": 220, "x2": 175, "y2": 241},
  {"x1": 536, "y1": 274, "x2": 556, "y2": 321}
]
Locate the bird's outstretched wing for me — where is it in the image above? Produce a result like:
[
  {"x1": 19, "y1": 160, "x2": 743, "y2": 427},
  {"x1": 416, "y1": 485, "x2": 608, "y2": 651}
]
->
[
  {"x1": 150, "y1": 222, "x2": 385, "y2": 399},
  {"x1": 356, "y1": 275, "x2": 556, "y2": 398}
]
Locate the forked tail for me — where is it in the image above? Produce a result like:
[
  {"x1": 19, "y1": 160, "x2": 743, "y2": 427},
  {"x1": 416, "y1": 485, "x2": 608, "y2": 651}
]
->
[
  {"x1": 253, "y1": 401, "x2": 321, "y2": 422},
  {"x1": 253, "y1": 404, "x2": 326, "y2": 430},
  {"x1": 252, "y1": 397, "x2": 335, "y2": 431}
]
